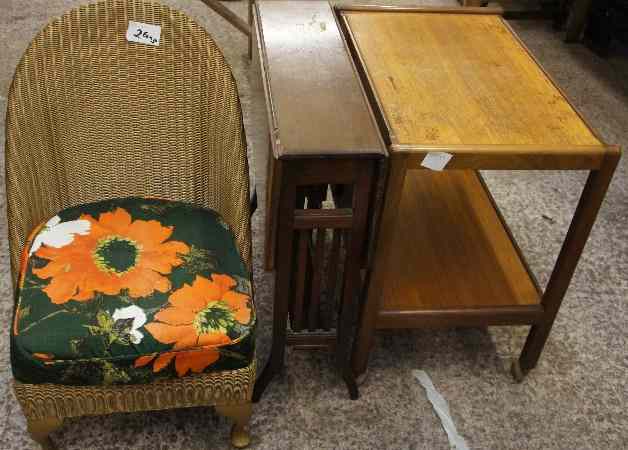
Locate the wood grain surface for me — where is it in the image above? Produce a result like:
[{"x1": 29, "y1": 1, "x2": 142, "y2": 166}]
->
[
  {"x1": 344, "y1": 11, "x2": 602, "y2": 150},
  {"x1": 256, "y1": 1, "x2": 384, "y2": 158},
  {"x1": 379, "y1": 169, "x2": 541, "y2": 312}
]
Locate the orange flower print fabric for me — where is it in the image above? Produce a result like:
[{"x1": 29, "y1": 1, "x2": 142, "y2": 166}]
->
[
  {"x1": 136, "y1": 274, "x2": 253, "y2": 376},
  {"x1": 33, "y1": 208, "x2": 189, "y2": 304},
  {"x1": 11, "y1": 197, "x2": 255, "y2": 386}
]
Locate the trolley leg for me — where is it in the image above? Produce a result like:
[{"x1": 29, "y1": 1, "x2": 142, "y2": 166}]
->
[{"x1": 515, "y1": 150, "x2": 620, "y2": 380}]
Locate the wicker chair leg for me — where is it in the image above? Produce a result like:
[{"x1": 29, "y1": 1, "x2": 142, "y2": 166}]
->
[
  {"x1": 26, "y1": 417, "x2": 63, "y2": 450},
  {"x1": 215, "y1": 403, "x2": 252, "y2": 448}
]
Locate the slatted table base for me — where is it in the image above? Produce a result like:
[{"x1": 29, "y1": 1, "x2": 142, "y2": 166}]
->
[{"x1": 253, "y1": 158, "x2": 377, "y2": 401}]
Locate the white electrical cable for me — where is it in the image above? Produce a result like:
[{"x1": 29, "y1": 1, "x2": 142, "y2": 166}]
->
[{"x1": 413, "y1": 370, "x2": 470, "y2": 450}]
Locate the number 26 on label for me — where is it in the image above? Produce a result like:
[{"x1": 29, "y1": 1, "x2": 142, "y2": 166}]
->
[
  {"x1": 133, "y1": 28, "x2": 158, "y2": 44},
  {"x1": 126, "y1": 21, "x2": 161, "y2": 46}
]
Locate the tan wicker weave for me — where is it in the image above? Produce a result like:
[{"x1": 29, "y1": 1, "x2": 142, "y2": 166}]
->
[{"x1": 5, "y1": 0, "x2": 254, "y2": 448}]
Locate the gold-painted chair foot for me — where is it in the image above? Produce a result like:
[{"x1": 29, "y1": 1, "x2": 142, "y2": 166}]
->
[
  {"x1": 231, "y1": 423, "x2": 251, "y2": 448},
  {"x1": 215, "y1": 403, "x2": 253, "y2": 448},
  {"x1": 27, "y1": 417, "x2": 62, "y2": 450},
  {"x1": 511, "y1": 359, "x2": 527, "y2": 383}
]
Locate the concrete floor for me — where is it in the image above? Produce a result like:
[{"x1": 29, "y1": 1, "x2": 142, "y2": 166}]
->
[{"x1": 1, "y1": 1, "x2": 627, "y2": 449}]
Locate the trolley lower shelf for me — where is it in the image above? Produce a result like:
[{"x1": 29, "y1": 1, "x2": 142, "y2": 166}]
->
[{"x1": 376, "y1": 169, "x2": 544, "y2": 329}]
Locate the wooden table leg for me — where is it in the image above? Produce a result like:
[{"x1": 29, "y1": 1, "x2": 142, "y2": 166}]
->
[
  {"x1": 335, "y1": 162, "x2": 375, "y2": 399},
  {"x1": 351, "y1": 156, "x2": 408, "y2": 378},
  {"x1": 514, "y1": 148, "x2": 620, "y2": 380},
  {"x1": 565, "y1": 0, "x2": 593, "y2": 42},
  {"x1": 248, "y1": 0, "x2": 254, "y2": 60},
  {"x1": 264, "y1": 150, "x2": 281, "y2": 271},
  {"x1": 199, "y1": 0, "x2": 251, "y2": 37},
  {"x1": 253, "y1": 169, "x2": 296, "y2": 402}
]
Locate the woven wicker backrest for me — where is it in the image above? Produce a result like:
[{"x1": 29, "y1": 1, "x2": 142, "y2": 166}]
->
[{"x1": 5, "y1": 0, "x2": 252, "y2": 283}]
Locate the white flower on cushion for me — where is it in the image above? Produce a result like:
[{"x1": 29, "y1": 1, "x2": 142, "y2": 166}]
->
[
  {"x1": 29, "y1": 215, "x2": 91, "y2": 255},
  {"x1": 112, "y1": 305, "x2": 147, "y2": 344}
]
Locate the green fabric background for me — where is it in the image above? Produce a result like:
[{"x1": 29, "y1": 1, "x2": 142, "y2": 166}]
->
[{"x1": 11, "y1": 197, "x2": 255, "y2": 385}]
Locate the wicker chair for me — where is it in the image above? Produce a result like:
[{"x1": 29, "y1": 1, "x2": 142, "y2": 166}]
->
[{"x1": 5, "y1": 0, "x2": 254, "y2": 448}]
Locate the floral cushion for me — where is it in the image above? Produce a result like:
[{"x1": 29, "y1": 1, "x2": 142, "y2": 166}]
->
[{"x1": 11, "y1": 197, "x2": 255, "y2": 386}]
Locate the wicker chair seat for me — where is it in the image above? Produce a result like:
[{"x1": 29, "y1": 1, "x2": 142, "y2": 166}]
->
[{"x1": 12, "y1": 197, "x2": 256, "y2": 387}]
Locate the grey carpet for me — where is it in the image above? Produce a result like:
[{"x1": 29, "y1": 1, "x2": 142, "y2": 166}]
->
[{"x1": 1, "y1": 1, "x2": 627, "y2": 449}]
